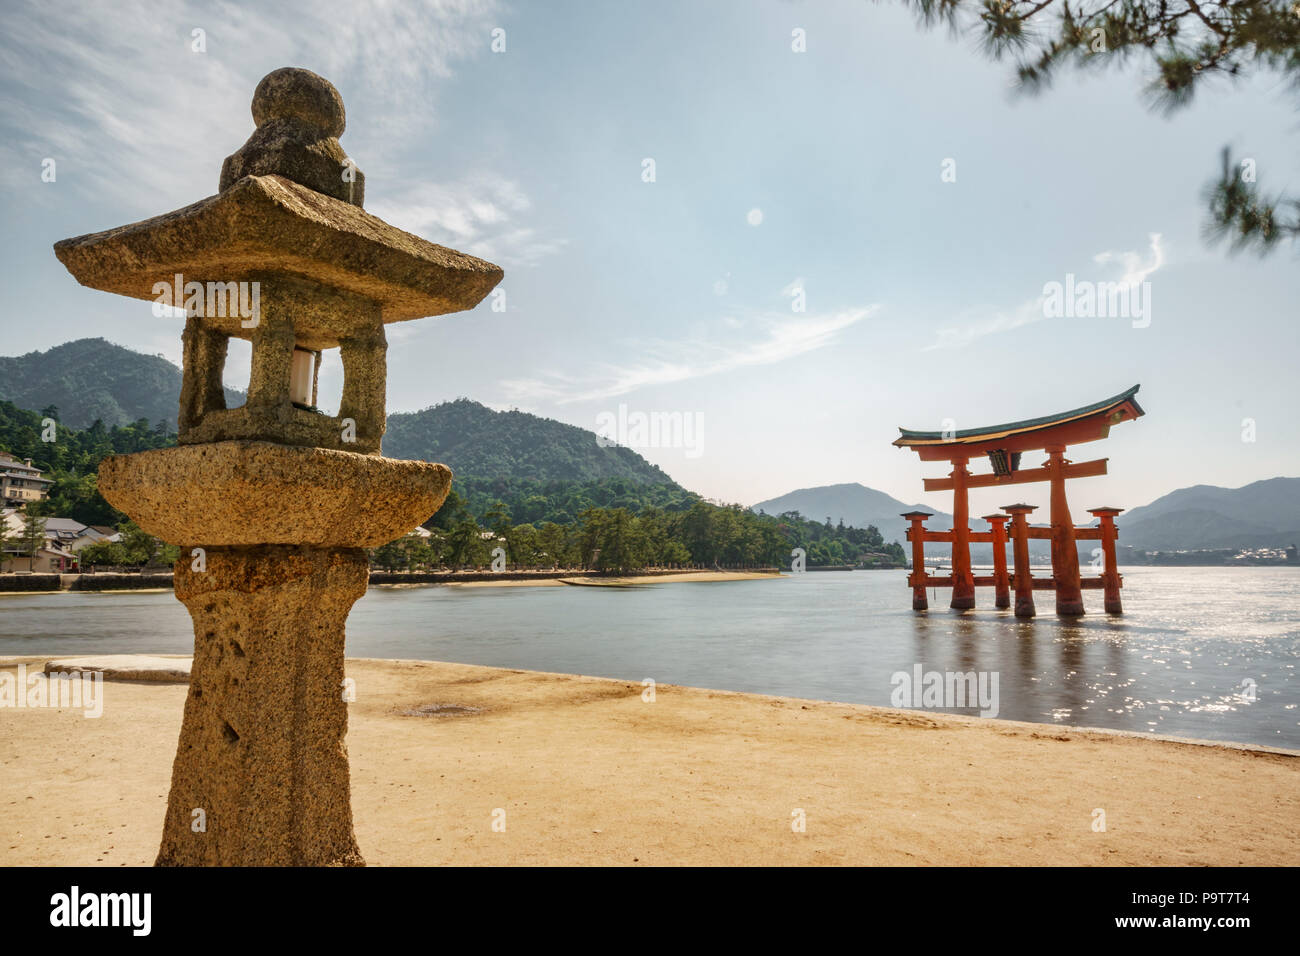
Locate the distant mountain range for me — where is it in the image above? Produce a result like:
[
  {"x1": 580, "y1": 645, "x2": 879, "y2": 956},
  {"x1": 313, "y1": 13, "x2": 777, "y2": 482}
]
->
[
  {"x1": 751, "y1": 478, "x2": 1300, "y2": 553},
  {"x1": 751, "y1": 482, "x2": 953, "y2": 547},
  {"x1": 1118, "y1": 478, "x2": 1300, "y2": 550},
  {"x1": 5, "y1": 340, "x2": 1295, "y2": 552},
  {"x1": 0, "y1": 338, "x2": 241, "y2": 431}
]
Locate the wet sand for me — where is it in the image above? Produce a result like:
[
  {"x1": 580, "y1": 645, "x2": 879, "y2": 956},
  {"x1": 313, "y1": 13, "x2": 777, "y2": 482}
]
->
[{"x1": 1, "y1": 655, "x2": 1296, "y2": 866}]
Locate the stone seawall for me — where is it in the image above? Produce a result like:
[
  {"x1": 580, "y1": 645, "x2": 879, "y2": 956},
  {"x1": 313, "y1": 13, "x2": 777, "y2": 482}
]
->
[
  {"x1": 0, "y1": 572, "x2": 175, "y2": 592},
  {"x1": 71, "y1": 573, "x2": 176, "y2": 591},
  {"x1": 0, "y1": 574, "x2": 63, "y2": 592}
]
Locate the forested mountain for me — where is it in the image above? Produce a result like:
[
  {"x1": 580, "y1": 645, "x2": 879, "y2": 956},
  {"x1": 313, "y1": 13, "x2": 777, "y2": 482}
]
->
[
  {"x1": 0, "y1": 398, "x2": 901, "y2": 569},
  {"x1": 451, "y1": 476, "x2": 695, "y2": 527},
  {"x1": 384, "y1": 399, "x2": 676, "y2": 485},
  {"x1": 0, "y1": 338, "x2": 241, "y2": 430},
  {"x1": 1, "y1": 342, "x2": 670, "y2": 485},
  {"x1": 0, "y1": 336, "x2": 898, "y2": 567},
  {"x1": 0, "y1": 400, "x2": 173, "y2": 526}
]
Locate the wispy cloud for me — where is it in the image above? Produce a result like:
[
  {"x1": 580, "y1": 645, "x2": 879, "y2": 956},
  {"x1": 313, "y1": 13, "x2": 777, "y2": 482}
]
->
[
  {"x1": 1095, "y1": 232, "x2": 1165, "y2": 286},
  {"x1": 368, "y1": 175, "x2": 567, "y2": 268},
  {"x1": 925, "y1": 298, "x2": 1047, "y2": 352},
  {"x1": 502, "y1": 306, "x2": 879, "y2": 405},
  {"x1": 0, "y1": 0, "x2": 501, "y2": 208},
  {"x1": 926, "y1": 233, "x2": 1165, "y2": 350}
]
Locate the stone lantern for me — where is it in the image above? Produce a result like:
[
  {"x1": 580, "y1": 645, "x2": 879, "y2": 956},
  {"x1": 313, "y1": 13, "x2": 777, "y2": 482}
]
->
[{"x1": 53, "y1": 68, "x2": 503, "y2": 866}]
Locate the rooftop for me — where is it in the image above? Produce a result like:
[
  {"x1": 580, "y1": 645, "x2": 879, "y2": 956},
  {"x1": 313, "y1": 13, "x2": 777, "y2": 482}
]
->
[{"x1": 894, "y1": 385, "x2": 1144, "y2": 460}]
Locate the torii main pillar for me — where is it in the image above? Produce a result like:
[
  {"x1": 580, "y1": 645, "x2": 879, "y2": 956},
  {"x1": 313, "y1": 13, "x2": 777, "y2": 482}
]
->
[
  {"x1": 1046, "y1": 444, "x2": 1084, "y2": 616},
  {"x1": 949, "y1": 457, "x2": 975, "y2": 609}
]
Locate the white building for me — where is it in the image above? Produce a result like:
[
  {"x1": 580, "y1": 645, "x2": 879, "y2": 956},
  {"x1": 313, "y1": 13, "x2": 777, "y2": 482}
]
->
[{"x1": 0, "y1": 452, "x2": 53, "y2": 508}]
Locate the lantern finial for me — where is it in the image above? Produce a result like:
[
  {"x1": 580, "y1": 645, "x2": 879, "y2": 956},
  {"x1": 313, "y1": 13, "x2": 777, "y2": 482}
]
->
[{"x1": 219, "y1": 66, "x2": 364, "y2": 206}]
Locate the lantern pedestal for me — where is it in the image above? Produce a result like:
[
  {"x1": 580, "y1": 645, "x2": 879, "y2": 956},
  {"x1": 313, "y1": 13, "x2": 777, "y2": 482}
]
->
[
  {"x1": 159, "y1": 546, "x2": 368, "y2": 866},
  {"x1": 97, "y1": 441, "x2": 452, "y2": 866}
]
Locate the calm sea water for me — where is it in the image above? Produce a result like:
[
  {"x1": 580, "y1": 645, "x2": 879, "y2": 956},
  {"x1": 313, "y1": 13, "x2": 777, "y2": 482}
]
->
[{"x1": 1, "y1": 567, "x2": 1296, "y2": 748}]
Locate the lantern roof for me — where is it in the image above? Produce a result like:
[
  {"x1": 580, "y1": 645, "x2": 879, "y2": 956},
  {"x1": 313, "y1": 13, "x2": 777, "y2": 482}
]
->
[{"x1": 54, "y1": 173, "x2": 502, "y2": 323}]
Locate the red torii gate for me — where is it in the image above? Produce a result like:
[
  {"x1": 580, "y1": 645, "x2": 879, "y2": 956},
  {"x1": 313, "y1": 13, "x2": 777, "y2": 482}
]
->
[{"x1": 893, "y1": 385, "x2": 1144, "y2": 617}]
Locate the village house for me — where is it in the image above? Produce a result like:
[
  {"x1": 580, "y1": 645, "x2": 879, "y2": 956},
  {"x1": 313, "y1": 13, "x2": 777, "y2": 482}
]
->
[
  {"x1": 0, "y1": 452, "x2": 52, "y2": 508},
  {"x1": 0, "y1": 512, "x2": 120, "y2": 573}
]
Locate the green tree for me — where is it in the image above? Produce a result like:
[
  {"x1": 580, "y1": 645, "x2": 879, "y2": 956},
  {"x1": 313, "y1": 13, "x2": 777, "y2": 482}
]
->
[
  {"x1": 0, "y1": 515, "x2": 12, "y2": 571},
  {"x1": 901, "y1": 0, "x2": 1300, "y2": 253},
  {"x1": 18, "y1": 512, "x2": 47, "y2": 561},
  {"x1": 447, "y1": 519, "x2": 489, "y2": 568},
  {"x1": 30, "y1": 473, "x2": 123, "y2": 527},
  {"x1": 371, "y1": 539, "x2": 408, "y2": 571},
  {"x1": 484, "y1": 500, "x2": 512, "y2": 537},
  {"x1": 405, "y1": 536, "x2": 434, "y2": 570},
  {"x1": 506, "y1": 522, "x2": 538, "y2": 565},
  {"x1": 581, "y1": 507, "x2": 646, "y2": 573},
  {"x1": 424, "y1": 529, "x2": 448, "y2": 567},
  {"x1": 79, "y1": 539, "x2": 129, "y2": 566},
  {"x1": 427, "y1": 487, "x2": 470, "y2": 531},
  {"x1": 116, "y1": 519, "x2": 168, "y2": 566},
  {"x1": 535, "y1": 522, "x2": 571, "y2": 568}
]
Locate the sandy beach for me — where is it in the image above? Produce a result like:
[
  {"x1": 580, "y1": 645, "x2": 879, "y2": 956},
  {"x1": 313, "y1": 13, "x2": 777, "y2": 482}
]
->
[{"x1": 2, "y1": 655, "x2": 1296, "y2": 866}]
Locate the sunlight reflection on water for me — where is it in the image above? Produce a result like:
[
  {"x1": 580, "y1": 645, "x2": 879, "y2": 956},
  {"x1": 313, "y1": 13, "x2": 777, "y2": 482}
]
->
[{"x1": 1, "y1": 566, "x2": 1295, "y2": 747}]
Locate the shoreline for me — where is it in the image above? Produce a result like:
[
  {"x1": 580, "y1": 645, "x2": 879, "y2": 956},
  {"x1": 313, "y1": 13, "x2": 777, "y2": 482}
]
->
[
  {"x1": 440, "y1": 570, "x2": 781, "y2": 588},
  {"x1": 2, "y1": 652, "x2": 1293, "y2": 757},
  {"x1": 3, "y1": 564, "x2": 1289, "y2": 597},
  {"x1": 0, "y1": 567, "x2": 784, "y2": 595},
  {"x1": 2, "y1": 655, "x2": 1295, "y2": 865}
]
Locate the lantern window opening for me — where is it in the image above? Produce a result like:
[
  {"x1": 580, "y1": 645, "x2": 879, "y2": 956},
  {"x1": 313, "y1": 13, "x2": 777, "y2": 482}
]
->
[{"x1": 223, "y1": 336, "x2": 250, "y2": 409}]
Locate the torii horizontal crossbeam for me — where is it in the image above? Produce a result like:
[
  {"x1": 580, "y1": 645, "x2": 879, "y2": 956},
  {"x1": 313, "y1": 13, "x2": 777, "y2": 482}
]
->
[{"x1": 922, "y1": 457, "x2": 1107, "y2": 492}]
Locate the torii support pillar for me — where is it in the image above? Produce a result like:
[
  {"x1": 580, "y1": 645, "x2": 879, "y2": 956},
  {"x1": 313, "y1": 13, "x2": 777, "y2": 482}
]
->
[
  {"x1": 1003, "y1": 504, "x2": 1036, "y2": 618},
  {"x1": 949, "y1": 458, "x2": 975, "y2": 610},
  {"x1": 1089, "y1": 507, "x2": 1124, "y2": 614},
  {"x1": 903, "y1": 511, "x2": 932, "y2": 611},
  {"x1": 982, "y1": 513, "x2": 1011, "y2": 609},
  {"x1": 1045, "y1": 445, "x2": 1084, "y2": 616}
]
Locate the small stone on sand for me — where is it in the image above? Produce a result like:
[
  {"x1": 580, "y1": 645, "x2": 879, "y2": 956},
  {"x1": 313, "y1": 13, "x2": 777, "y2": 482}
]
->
[{"x1": 44, "y1": 656, "x2": 191, "y2": 683}]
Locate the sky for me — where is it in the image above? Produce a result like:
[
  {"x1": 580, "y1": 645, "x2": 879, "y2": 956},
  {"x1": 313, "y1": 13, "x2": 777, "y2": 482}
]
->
[{"x1": 1, "y1": 0, "x2": 1296, "y2": 523}]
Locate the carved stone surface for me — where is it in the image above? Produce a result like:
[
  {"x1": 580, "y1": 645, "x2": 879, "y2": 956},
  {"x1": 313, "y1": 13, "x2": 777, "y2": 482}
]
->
[
  {"x1": 97, "y1": 440, "x2": 451, "y2": 548},
  {"x1": 157, "y1": 546, "x2": 368, "y2": 866},
  {"x1": 53, "y1": 174, "x2": 503, "y2": 323}
]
